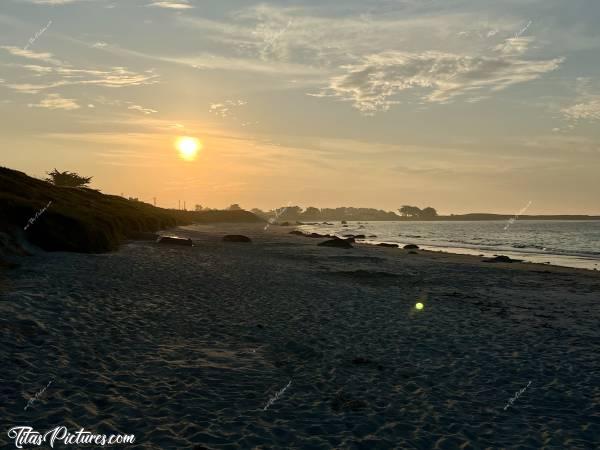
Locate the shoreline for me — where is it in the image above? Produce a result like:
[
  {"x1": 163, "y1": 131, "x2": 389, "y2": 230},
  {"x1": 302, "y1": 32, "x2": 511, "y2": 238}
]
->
[
  {"x1": 285, "y1": 229, "x2": 600, "y2": 277},
  {"x1": 294, "y1": 221, "x2": 600, "y2": 271}
]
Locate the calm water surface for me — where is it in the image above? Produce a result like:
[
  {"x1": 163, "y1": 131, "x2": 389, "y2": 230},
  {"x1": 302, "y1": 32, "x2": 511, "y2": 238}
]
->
[{"x1": 299, "y1": 220, "x2": 600, "y2": 270}]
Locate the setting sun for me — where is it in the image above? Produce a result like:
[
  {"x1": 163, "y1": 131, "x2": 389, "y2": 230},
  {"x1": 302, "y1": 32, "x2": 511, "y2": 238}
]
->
[{"x1": 176, "y1": 136, "x2": 201, "y2": 161}]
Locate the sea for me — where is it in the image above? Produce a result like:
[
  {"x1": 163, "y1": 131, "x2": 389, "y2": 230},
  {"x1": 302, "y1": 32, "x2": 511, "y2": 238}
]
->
[{"x1": 297, "y1": 220, "x2": 600, "y2": 270}]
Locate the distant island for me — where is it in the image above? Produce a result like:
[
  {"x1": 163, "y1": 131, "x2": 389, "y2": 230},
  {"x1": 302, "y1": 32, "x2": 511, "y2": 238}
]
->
[{"x1": 247, "y1": 205, "x2": 600, "y2": 222}]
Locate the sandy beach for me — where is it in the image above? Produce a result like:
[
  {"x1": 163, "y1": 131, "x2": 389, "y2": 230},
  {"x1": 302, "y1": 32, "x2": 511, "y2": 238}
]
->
[{"x1": 1, "y1": 224, "x2": 599, "y2": 449}]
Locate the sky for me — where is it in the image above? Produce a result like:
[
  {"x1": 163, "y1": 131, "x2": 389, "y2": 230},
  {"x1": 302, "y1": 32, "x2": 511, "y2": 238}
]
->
[{"x1": 0, "y1": 0, "x2": 599, "y2": 214}]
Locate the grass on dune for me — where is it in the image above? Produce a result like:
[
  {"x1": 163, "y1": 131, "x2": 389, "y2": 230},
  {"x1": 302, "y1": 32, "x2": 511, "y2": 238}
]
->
[{"x1": 0, "y1": 167, "x2": 262, "y2": 254}]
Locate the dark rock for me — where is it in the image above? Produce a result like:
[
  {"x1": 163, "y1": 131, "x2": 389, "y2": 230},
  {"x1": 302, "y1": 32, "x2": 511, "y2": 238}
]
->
[
  {"x1": 279, "y1": 221, "x2": 291, "y2": 226},
  {"x1": 368, "y1": 235, "x2": 377, "y2": 238},
  {"x1": 377, "y1": 243, "x2": 398, "y2": 248},
  {"x1": 157, "y1": 236, "x2": 193, "y2": 246},
  {"x1": 408, "y1": 250, "x2": 418, "y2": 254},
  {"x1": 318, "y1": 239, "x2": 353, "y2": 249},
  {"x1": 353, "y1": 234, "x2": 366, "y2": 239},
  {"x1": 403, "y1": 244, "x2": 419, "y2": 249},
  {"x1": 483, "y1": 255, "x2": 522, "y2": 263},
  {"x1": 342, "y1": 225, "x2": 349, "y2": 227},
  {"x1": 223, "y1": 234, "x2": 252, "y2": 243},
  {"x1": 289, "y1": 230, "x2": 304, "y2": 235},
  {"x1": 341, "y1": 220, "x2": 347, "y2": 224}
]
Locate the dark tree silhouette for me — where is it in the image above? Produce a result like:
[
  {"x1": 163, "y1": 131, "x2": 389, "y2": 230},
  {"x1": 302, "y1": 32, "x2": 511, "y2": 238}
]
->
[
  {"x1": 420, "y1": 207, "x2": 438, "y2": 219},
  {"x1": 227, "y1": 204, "x2": 242, "y2": 211},
  {"x1": 399, "y1": 205, "x2": 422, "y2": 217},
  {"x1": 45, "y1": 169, "x2": 92, "y2": 187},
  {"x1": 302, "y1": 207, "x2": 321, "y2": 218}
]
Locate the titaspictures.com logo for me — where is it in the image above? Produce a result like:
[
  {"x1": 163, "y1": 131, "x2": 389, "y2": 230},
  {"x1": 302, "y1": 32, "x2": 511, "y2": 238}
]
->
[{"x1": 7, "y1": 426, "x2": 135, "y2": 448}]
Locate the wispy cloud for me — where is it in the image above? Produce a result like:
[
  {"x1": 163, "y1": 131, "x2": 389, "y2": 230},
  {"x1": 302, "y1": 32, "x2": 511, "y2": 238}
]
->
[
  {"x1": 25, "y1": 0, "x2": 83, "y2": 4},
  {"x1": 209, "y1": 100, "x2": 247, "y2": 118},
  {"x1": 562, "y1": 99, "x2": 600, "y2": 122},
  {"x1": 128, "y1": 104, "x2": 158, "y2": 115},
  {"x1": 0, "y1": 46, "x2": 62, "y2": 65},
  {"x1": 146, "y1": 1, "x2": 193, "y2": 9},
  {"x1": 28, "y1": 93, "x2": 80, "y2": 110},
  {"x1": 317, "y1": 51, "x2": 563, "y2": 114},
  {"x1": 562, "y1": 77, "x2": 600, "y2": 122},
  {"x1": 0, "y1": 53, "x2": 159, "y2": 93},
  {"x1": 493, "y1": 37, "x2": 535, "y2": 56}
]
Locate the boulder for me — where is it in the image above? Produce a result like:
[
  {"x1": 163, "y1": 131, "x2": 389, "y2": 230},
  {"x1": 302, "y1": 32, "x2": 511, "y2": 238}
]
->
[
  {"x1": 222, "y1": 234, "x2": 252, "y2": 243},
  {"x1": 309, "y1": 232, "x2": 329, "y2": 238},
  {"x1": 318, "y1": 239, "x2": 353, "y2": 249},
  {"x1": 483, "y1": 255, "x2": 522, "y2": 263},
  {"x1": 403, "y1": 244, "x2": 419, "y2": 249},
  {"x1": 354, "y1": 234, "x2": 366, "y2": 239},
  {"x1": 377, "y1": 243, "x2": 398, "y2": 248},
  {"x1": 157, "y1": 236, "x2": 193, "y2": 246},
  {"x1": 341, "y1": 220, "x2": 347, "y2": 224}
]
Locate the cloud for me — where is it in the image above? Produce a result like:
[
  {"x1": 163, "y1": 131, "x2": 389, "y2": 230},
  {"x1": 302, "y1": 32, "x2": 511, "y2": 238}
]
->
[
  {"x1": 24, "y1": 0, "x2": 83, "y2": 4},
  {"x1": 128, "y1": 104, "x2": 158, "y2": 115},
  {"x1": 146, "y1": 1, "x2": 193, "y2": 9},
  {"x1": 561, "y1": 77, "x2": 600, "y2": 122},
  {"x1": 2, "y1": 62, "x2": 159, "y2": 93},
  {"x1": 0, "y1": 46, "x2": 61, "y2": 65},
  {"x1": 209, "y1": 100, "x2": 247, "y2": 118},
  {"x1": 28, "y1": 93, "x2": 80, "y2": 110},
  {"x1": 493, "y1": 37, "x2": 535, "y2": 56},
  {"x1": 318, "y1": 51, "x2": 563, "y2": 114},
  {"x1": 562, "y1": 99, "x2": 600, "y2": 122}
]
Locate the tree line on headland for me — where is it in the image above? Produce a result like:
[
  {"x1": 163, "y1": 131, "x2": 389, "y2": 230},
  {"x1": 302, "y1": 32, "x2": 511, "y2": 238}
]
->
[
  {"x1": 227, "y1": 204, "x2": 599, "y2": 222},
  {"x1": 242, "y1": 205, "x2": 438, "y2": 222}
]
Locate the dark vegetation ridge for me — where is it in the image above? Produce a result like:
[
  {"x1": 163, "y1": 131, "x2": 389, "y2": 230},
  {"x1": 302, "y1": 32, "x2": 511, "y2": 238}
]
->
[{"x1": 0, "y1": 167, "x2": 261, "y2": 260}]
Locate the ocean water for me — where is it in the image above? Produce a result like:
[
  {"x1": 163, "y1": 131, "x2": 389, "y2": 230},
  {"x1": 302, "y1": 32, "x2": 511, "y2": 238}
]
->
[{"x1": 298, "y1": 220, "x2": 600, "y2": 270}]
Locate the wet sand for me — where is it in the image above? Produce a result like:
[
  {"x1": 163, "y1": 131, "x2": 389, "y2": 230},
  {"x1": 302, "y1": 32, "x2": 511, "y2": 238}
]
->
[{"x1": 1, "y1": 223, "x2": 599, "y2": 449}]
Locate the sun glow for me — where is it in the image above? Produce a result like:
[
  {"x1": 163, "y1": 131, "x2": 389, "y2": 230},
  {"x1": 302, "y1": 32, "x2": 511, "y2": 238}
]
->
[{"x1": 176, "y1": 136, "x2": 201, "y2": 161}]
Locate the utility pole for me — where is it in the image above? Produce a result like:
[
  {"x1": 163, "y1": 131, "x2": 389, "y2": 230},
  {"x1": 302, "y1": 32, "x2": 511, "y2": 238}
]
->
[
  {"x1": 184, "y1": 201, "x2": 186, "y2": 211},
  {"x1": 153, "y1": 197, "x2": 156, "y2": 206},
  {"x1": 178, "y1": 200, "x2": 181, "y2": 210}
]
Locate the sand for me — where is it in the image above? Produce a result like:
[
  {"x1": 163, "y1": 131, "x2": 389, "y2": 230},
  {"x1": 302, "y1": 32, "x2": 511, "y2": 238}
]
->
[{"x1": 1, "y1": 223, "x2": 599, "y2": 449}]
